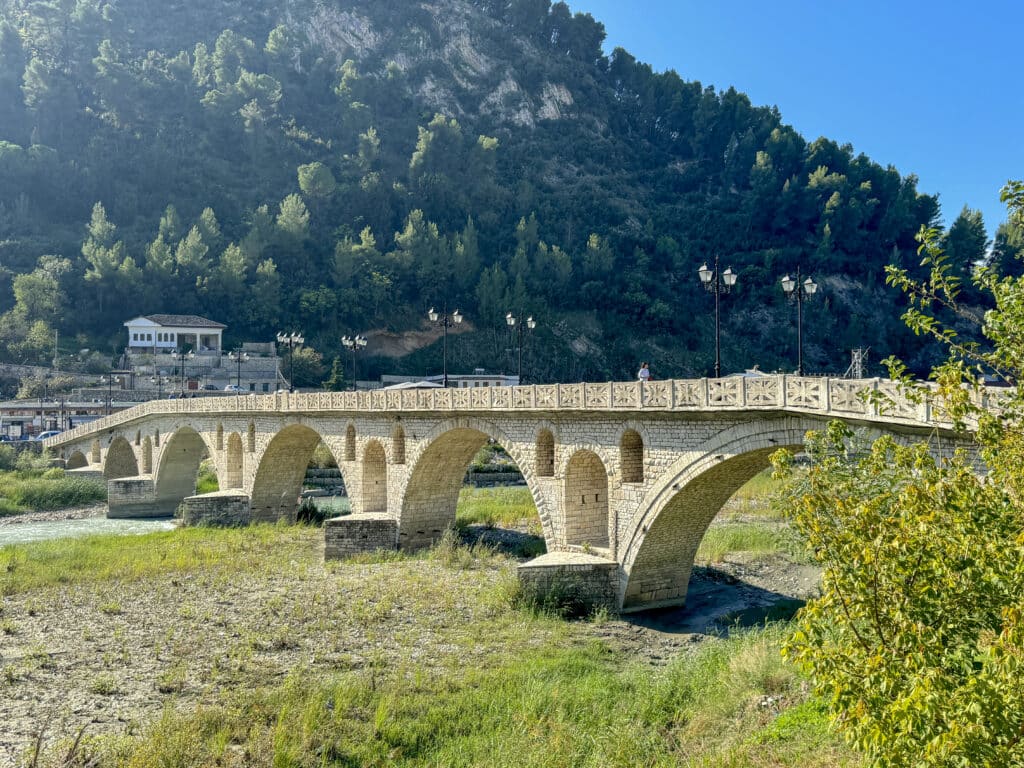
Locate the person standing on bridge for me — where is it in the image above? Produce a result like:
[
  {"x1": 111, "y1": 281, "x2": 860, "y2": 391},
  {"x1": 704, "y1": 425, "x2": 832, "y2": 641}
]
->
[{"x1": 638, "y1": 362, "x2": 651, "y2": 383}]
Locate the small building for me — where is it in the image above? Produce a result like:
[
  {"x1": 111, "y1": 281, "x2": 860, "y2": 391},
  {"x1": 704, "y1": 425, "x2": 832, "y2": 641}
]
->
[{"x1": 124, "y1": 315, "x2": 226, "y2": 355}]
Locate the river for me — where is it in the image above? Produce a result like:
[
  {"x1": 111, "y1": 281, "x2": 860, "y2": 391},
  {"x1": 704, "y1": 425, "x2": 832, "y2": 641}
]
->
[{"x1": 0, "y1": 510, "x2": 177, "y2": 546}]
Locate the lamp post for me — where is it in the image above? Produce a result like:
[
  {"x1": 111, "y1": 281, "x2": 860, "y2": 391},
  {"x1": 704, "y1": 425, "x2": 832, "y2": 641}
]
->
[
  {"x1": 427, "y1": 305, "x2": 463, "y2": 387},
  {"x1": 341, "y1": 335, "x2": 368, "y2": 391},
  {"x1": 780, "y1": 267, "x2": 818, "y2": 376},
  {"x1": 697, "y1": 255, "x2": 738, "y2": 378},
  {"x1": 276, "y1": 332, "x2": 304, "y2": 393},
  {"x1": 505, "y1": 312, "x2": 537, "y2": 383},
  {"x1": 174, "y1": 348, "x2": 193, "y2": 397},
  {"x1": 150, "y1": 375, "x2": 167, "y2": 400},
  {"x1": 229, "y1": 348, "x2": 249, "y2": 389},
  {"x1": 100, "y1": 375, "x2": 115, "y2": 415}
]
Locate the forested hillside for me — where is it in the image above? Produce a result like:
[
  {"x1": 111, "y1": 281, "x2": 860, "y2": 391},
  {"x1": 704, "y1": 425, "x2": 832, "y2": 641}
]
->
[{"x1": 0, "y1": 0, "x2": 1007, "y2": 383}]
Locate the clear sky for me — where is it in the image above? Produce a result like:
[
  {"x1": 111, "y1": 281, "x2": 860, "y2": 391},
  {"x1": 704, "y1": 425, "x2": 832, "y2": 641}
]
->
[{"x1": 567, "y1": 0, "x2": 1019, "y2": 236}]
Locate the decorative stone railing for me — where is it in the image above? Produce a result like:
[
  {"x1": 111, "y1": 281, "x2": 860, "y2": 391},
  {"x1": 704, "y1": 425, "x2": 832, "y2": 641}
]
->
[{"x1": 45, "y1": 375, "x2": 983, "y2": 449}]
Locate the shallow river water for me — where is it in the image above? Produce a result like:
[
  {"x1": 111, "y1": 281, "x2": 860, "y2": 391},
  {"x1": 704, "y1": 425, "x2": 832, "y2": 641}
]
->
[{"x1": 0, "y1": 515, "x2": 177, "y2": 546}]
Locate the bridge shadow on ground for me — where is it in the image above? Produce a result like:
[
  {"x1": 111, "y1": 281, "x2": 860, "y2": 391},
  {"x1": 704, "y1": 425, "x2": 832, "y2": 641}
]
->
[
  {"x1": 457, "y1": 523, "x2": 547, "y2": 559},
  {"x1": 625, "y1": 565, "x2": 808, "y2": 637}
]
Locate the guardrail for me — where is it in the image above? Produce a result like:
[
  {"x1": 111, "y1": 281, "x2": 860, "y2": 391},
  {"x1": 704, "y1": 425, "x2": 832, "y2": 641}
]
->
[{"x1": 45, "y1": 375, "x2": 982, "y2": 449}]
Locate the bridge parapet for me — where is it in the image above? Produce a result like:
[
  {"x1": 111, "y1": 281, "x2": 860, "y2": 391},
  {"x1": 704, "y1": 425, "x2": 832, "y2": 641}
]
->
[{"x1": 45, "y1": 375, "x2": 985, "y2": 451}]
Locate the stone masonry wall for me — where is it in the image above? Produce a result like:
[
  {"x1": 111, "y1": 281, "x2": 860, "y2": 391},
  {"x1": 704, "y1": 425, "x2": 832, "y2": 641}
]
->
[{"x1": 324, "y1": 514, "x2": 398, "y2": 559}]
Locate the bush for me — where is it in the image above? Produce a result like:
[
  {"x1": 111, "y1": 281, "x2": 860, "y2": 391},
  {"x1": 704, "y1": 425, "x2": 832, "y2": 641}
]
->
[{"x1": 0, "y1": 445, "x2": 15, "y2": 471}]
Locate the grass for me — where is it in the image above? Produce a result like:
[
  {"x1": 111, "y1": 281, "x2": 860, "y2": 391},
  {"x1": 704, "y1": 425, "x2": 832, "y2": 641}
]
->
[
  {"x1": 455, "y1": 486, "x2": 538, "y2": 530},
  {"x1": 697, "y1": 523, "x2": 809, "y2": 564},
  {"x1": 47, "y1": 620, "x2": 852, "y2": 768},
  {"x1": 0, "y1": 524, "x2": 314, "y2": 596},
  {"x1": 195, "y1": 460, "x2": 219, "y2": 494},
  {"x1": 0, "y1": 468, "x2": 106, "y2": 515}
]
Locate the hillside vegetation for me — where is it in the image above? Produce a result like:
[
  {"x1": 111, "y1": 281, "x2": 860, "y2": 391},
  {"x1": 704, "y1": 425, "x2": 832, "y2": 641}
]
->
[{"x1": 0, "y1": 0, "x2": 1006, "y2": 381}]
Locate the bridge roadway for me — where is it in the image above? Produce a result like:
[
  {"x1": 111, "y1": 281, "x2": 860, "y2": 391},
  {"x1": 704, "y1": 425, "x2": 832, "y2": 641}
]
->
[{"x1": 45, "y1": 375, "x2": 971, "y2": 611}]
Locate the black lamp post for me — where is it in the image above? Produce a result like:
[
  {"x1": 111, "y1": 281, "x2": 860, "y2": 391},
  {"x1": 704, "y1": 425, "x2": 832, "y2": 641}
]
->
[
  {"x1": 780, "y1": 267, "x2": 818, "y2": 376},
  {"x1": 100, "y1": 374, "x2": 115, "y2": 415},
  {"x1": 697, "y1": 255, "x2": 738, "y2": 378},
  {"x1": 174, "y1": 348, "x2": 193, "y2": 396},
  {"x1": 150, "y1": 375, "x2": 167, "y2": 400},
  {"x1": 341, "y1": 334, "x2": 368, "y2": 391},
  {"x1": 427, "y1": 305, "x2": 463, "y2": 387},
  {"x1": 229, "y1": 348, "x2": 249, "y2": 389},
  {"x1": 505, "y1": 312, "x2": 537, "y2": 383},
  {"x1": 276, "y1": 332, "x2": 304, "y2": 392}
]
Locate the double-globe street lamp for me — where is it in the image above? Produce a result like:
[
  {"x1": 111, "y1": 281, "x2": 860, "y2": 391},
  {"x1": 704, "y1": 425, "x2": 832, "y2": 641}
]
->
[
  {"x1": 276, "y1": 332, "x2": 304, "y2": 393},
  {"x1": 150, "y1": 375, "x2": 169, "y2": 400},
  {"x1": 341, "y1": 334, "x2": 368, "y2": 391},
  {"x1": 780, "y1": 268, "x2": 818, "y2": 376},
  {"x1": 173, "y1": 347, "x2": 194, "y2": 397},
  {"x1": 427, "y1": 305, "x2": 463, "y2": 388},
  {"x1": 229, "y1": 348, "x2": 249, "y2": 390},
  {"x1": 99, "y1": 374, "x2": 118, "y2": 415},
  {"x1": 697, "y1": 256, "x2": 738, "y2": 378},
  {"x1": 505, "y1": 312, "x2": 537, "y2": 383}
]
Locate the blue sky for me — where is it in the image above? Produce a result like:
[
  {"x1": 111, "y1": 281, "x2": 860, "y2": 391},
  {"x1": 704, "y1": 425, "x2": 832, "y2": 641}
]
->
[{"x1": 568, "y1": 1, "x2": 1019, "y2": 236}]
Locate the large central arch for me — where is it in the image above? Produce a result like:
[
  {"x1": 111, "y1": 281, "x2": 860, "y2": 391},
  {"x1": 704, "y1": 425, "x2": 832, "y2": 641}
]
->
[
  {"x1": 619, "y1": 418, "x2": 813, "y2": 611},
  {"x1": 399, "y1": 419, "x2": 552, "y2": 552},
  {"x1": 250, "y1": 424, "x2": 326, "y2": 523},
  {"x1": 153, "y1": 427, "x2": 214, "y2": 516}
]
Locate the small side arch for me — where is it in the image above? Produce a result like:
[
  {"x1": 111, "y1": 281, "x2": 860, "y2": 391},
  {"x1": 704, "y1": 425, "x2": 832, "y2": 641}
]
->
[
  {"x1": 225, "y1": 432, "x2": 244, "y2": 489},
  {"x1": 141, "y1": 437, "x2": 153, "y2": 474},
  {"x1": 247, "y1": 422, "x2": 256, "y2": 453},
  {"x1": 563, "y1": 449, "x2": 609, "y2": 548},
  {"x1": 134, "y1": 430, "x2": 141, "y2": 447},
  {"x1": 535, "y1": 428, "x2": 555, "y2": 477},
  {"x1": 216, "y1": 423, "x2": 224, "y2": 451},
  {"x1": 344, "y1": 424, "x2": 356, "y2": 461},
  {"x1": 363, "y1": 440, "x2": 387, "y2": 513},
  {"x1": 620, "y1": 429, "x2": 644, "y2": 483}
]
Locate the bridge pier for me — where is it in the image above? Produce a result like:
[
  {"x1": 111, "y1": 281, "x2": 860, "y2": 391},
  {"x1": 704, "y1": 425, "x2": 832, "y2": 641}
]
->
[
  {"x1": 107, "y1": 476, "x2": 167, "y2": 518},
  {"x1": 517, "y1": 553, "x2": 620, "y2": 613},
  {"x1": 324, "y1": 514, "x2": 398, "y2": 559},
  {"x1": 180, "y1": 491, "x2": 251, "y2": 526}
]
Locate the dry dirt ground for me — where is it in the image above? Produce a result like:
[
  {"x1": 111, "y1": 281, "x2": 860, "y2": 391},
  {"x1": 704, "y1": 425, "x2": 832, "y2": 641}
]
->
[{"x1": 0, "y1": 515, "x2": 818, "y2": 766}]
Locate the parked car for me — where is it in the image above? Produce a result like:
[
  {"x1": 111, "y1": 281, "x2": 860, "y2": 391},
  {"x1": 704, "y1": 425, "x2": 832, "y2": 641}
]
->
[
  {"x1": 34, "y1": 430, "x2": 62, "y2": 441},
  {"x1": 0, "y1": 434, "x2": 13, "y2": 442},
  {"x1": 223, "y1": 384, "x2": 244, "y2": 392},
  {"x1": 200, "y1": 384, "x2": 219, "y2": 391}
]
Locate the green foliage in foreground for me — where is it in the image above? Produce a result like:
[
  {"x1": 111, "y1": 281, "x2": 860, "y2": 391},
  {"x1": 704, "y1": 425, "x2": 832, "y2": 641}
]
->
[
  {"x1": 62, "y1": 623, "x2": 850, "y2": 768},
  {"x1": 0, "y1": 468, "x2": 105, "y2": 515},
  {"x1": 774, "y1": 185, "x2": 1024, "y2": 767}
]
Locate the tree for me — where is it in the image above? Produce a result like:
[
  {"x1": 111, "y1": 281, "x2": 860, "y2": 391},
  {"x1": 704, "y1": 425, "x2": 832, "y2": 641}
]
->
[
  {"x1": 288, "y1": 346, "x2": 324, "y2": 388},
  {"x1": 322, "y1": 356, "x2": 346, "y2": 391},
  {"x1": 775, "y1": 183, "x2": 1024, "y2": 767}
]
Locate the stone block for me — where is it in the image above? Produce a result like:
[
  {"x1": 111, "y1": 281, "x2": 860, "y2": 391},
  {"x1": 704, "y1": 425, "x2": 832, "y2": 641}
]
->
[
  {"x1": 107, "y1": 476, "x2": 164, "y2": 518},
  {"x1": 180, "y1": 491, "x2": 252, "y2": 527},
  {"x1": 518, "y1": 552, "x2": 620, "y2": 613},
  {"x1": 325, "y1": 513, "x2": 398, "y2": 559}
]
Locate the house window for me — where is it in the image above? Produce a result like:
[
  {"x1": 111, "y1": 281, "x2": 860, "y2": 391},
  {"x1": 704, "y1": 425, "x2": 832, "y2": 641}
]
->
[
  {"x1": 132, "y1": 333, "x2": 138, "y2": 341},
  {"x1": 261, "y1": 383, "x2": 269, "y2": 392},
  {"x1": 146, "y1": 333, "x2": 152, "y2": 341}
]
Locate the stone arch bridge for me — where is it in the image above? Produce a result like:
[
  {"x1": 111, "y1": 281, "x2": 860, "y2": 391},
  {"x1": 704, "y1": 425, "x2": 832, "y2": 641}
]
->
[{"x1": 46, "y1": 376, "x2": 972, "y2": 612}]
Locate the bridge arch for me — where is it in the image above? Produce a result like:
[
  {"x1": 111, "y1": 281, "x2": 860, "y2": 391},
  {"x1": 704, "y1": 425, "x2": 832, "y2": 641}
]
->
[
  {"x1": 250, "y1": 424, "x2": 326, "y2": 523},
  {"x1": 564, "y1": 449, "x2": 610, "y2": 548},
  {"x1": 104, "y1": 436, "x2": 139, "y2": 480},
  {"x1": 66, "y1": 450, "x2": 88, "y2": 470},
  {"x1": 154, "y1": 427, "x2": 215, "y2": 515},
  {"x1": 399, "y1": 417, "x2": 554, "y2": 551},
  {"x1": 619, "y1": 417, "x2": 815, "y2": 611}
]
